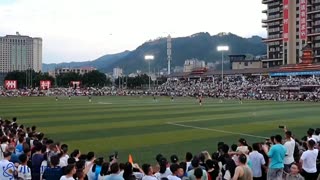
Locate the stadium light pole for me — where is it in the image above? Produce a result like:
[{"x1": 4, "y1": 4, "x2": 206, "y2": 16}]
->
[
  {"x1": 217, "y1": 46, "x2": 229, "y2": 91},
  {"x1": 144, "y1": 55, "x2": 154, "y2": 90}
]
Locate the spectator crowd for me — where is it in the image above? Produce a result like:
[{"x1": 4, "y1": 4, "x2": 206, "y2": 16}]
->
[
  {"x1": 1, "y1": 76, "x2": 320, "y2": 102},
  {"x1": 0, "y1": 117, "x2": 320, "y2": 180}
]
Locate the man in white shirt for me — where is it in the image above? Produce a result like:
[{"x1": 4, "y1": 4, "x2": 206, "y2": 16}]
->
[
  {"x1": 283, "y1": 130, "x2": 295, "y2": 173},
  {"x1": 300, "y1": 139, "x2": 318, "y2": 180},
  {"x1": 0, "y1": 152, "x2": 15, "y2": 180},
  {"x1": 142, "y1": 164, "x2": 158, "y2": 180},
  {"x1": 249, "y1": 143, "x2": 266, "y2": 179},
  {"x1": 17, "y1": 154, "x2": 31, "y2": 180},
  {"x1": 167, "y1": 164, "x2": 181, "y2": 180}
]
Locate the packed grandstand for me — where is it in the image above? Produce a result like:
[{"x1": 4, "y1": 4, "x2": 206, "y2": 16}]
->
[{"x1": 1, "y1": 76, "x2": 320, "y2": 102}]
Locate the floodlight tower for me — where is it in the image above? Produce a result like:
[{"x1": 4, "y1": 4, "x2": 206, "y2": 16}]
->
[{"x1": 167, "y1": 35, "x2": 172, "y2": 75}]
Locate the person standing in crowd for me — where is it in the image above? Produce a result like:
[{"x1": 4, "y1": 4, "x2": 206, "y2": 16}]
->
[
  {"x1": 300, "y1": 139, "x2": 318, "y2": 180},
  {"x1": 170, "y1": 155, "x2": 179, "y2": 165},
  {"x1": 167, "y1": 164, "x2": 182, "y2": 180},
  {"x1": 70, "y1": 149, "x2": 81, "y2": 162},
  {"x1": 205, "y1": 159, "x2": 220, "y2": 180},
  {"x1": 187, "y1": 157, "x2": 208, "y2": 180},
  {"x1": 0, "y1": 152, "x2": 15, "y2": 180},
  {"x1": 249, "y1": 143, "x2": 266, "y2": 180},
  {"x1": 185, "y1": 152, "x2": 193, "y2": 171},
  {"x1": 17, "y1": 153, "x2": 32, "y2": 180},
  {"x1": 142, "y1": 164, "x2": 158, "y2": 180},
  {"x1": 59, "y1": 144, "x2": 69, "y2": 167},
  {"x1": 237, "y1": 139, "x2": 249, "y2": 154},
  {"x1": 98, "y1": 162, "x2": 110, "y2": 180},
  {"x1": 283, "y1": 130, "x2": 295, "y2": 173},
  {"x1": 122, "y1": 162, "x2": 135, "y2": 180},
  {"x1": 263, "y1": 134, "x2": 286, "y2": 180},
  {"x1": 179, "y1": 162, "x2": 188, "y2": 180},
  {"x1": 286, "y1": 163, "x2": 304, "y2": 180},
  {"x1": 60, "y1": 164, "x2": 77, "y2": 180},
  {"x1": 43, "y1": 155, "x2": 63, "y2": 180},
  {"x1": 0, "y1": 136, "x2": 9, "y2": 160},
  {"x1": 232, "y1": 154, "x2": 253, "y2": 180},
  {"x1": 155, "y1": 157, "x2": 172, "y2": 180},
  {"x1": 106, "y1": 163, "x2": 124, "y2": 180},
  {"x1": 32, "y1": 143, "x2": 45, "y2": 180},
  {"x1": 194, "y1": 168, "x2": 203, "y2": 180}
]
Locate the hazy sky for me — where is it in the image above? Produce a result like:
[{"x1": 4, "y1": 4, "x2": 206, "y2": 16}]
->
[{"x1": 0, "y1": 0, "x2": 267, "y2": 63}]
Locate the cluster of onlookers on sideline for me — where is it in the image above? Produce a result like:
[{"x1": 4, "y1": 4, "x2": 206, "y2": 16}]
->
[
  {"x1": 1, "y1": 76, "x2": 320, "y2": 102},
  {"x1": 1, "y1": 117, "x2": 320, "y2": 180},
  {"x1": 156, "y1": 76, "x2": 320, "y2": 102}
]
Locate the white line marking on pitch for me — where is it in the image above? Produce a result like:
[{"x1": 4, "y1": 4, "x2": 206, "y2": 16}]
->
[
  {"x1": 166, "y1": 122, "x2": 268, "y2": 139},
  {"x1": 97, "y1": 102, "x2": 113, "y2": 105}
]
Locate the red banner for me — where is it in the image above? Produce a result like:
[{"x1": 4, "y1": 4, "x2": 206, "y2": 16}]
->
[
  {"x1": 40, "y1": 80, "x2": 51, "y2": 90},
  {"x1": 4, "y1": 80, "x2": 17, "y2": 90},
  {"x1": 71, "y1": 81, "x2": 81, "y2": 89},
  {"x1": 300, "y1": 0, "x2": 307, "y2": 40},
  {"x1": 283, "y1": 0, "x2": 289, "y2": 42}
]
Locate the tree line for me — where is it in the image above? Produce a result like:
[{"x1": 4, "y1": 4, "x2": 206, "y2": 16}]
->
[{"x1": 4, "y1": 70, "x2": 167, "y2": 89}]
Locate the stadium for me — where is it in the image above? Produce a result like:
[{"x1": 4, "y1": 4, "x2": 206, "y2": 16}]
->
[
  {"x1": 1, "y1": 47, "x2": 320, "y2": 180},
  {"x1": 2, "y1": 0, "x2": 320, "y2": 179}
]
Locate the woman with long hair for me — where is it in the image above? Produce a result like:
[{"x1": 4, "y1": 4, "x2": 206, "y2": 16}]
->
[{"x1": 70, "y1": 149, "x2": 81, "y2": 162}]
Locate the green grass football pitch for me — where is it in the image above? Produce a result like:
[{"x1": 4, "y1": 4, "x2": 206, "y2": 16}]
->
[{"x1": 0, "y1": 96, "x2": 319, "y2": 163}]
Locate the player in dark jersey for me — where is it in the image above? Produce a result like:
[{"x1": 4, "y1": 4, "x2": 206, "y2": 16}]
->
[
  {"x1": 55, "y1": 96, "x2": 58, "y2": 101},
  {"x1": 199, "y1": 95, "x2": 203, "y2": 106},
  {"x1": 68, "y1": 94, "x2": 71, "y2": 100}
]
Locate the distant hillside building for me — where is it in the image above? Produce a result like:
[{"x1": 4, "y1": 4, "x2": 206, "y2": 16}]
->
[
  {"x1": 262, "y1": 0, "x2": 320, "y2": 67},
  {"x1": 174, "y1": 66, "x2": 184, "y2": 73},
  {"x1": 55, "y1": 67, "x2": 96, "y2": 76},
  {"x1": 113, "y1": 67, "x2": 123, "y2": 78},
  {"x1": 183, "y1": 59, "x2": 206, "y2": 72},
  {"x1": 0, "y1": 32, "x2": 42, "y2": 73},
  {"x1": 230, "y1": 55, "x2": 262, "y2": 70},
  {"x1": 206, "y1": 62, "x2": 215, "y2": 69}
]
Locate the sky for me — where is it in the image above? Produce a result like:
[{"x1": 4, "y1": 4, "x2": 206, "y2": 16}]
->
[{"x1": 0, "y1": 0, "x2": 267, "y2": 63}]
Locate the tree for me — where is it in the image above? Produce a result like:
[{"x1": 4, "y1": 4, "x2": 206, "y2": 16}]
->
[
  {"x1": 5, "y1": 71, "x2": 26, "y2": 88},
  {"x1": 118, "y1": 74, "x2": 150, "y2": 88},
  {"x1": 82, "y1": 70, "x2": 110, "y2": 87},
  {"x1": 56, "y1": 72, "x2": 82, "y2": 87},
  {"x1": 34, "y1": 72, "x2": 55, "y2": 87},
  {"x1": 4, "y1": 71, "x2": 56, "y2": 88}
]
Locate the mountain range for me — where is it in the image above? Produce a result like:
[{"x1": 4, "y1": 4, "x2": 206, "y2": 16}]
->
[{"x1": 43, "y1": 32, "x2": 267, "y2": 73}]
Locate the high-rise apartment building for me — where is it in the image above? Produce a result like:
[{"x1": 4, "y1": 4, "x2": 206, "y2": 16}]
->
[
  {"x1": 113, "y1": 67, "x2": 123, "y2": 79},
  {"x1": 262, "y1": 0, "x2": 320, "y2": 68},
  {"x1": 0, "y1": 32, "x2": 42, "y2": 73}
]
